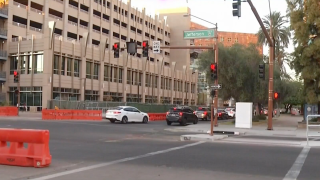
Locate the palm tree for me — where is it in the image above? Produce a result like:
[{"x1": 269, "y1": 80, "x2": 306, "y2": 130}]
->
[{"x1": 257, "y1": 11, "x2": 291, "y2": 78}]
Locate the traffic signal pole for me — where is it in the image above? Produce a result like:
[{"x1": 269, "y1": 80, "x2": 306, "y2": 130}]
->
[{"x1": 247, "y1": 0, "x2": 274, "y2": 130}]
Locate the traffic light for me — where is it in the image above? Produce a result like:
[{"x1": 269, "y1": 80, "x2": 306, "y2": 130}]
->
[
  {"x1": 210, "y1": 89, "x2": 216, "y2": 97},
  {"x1": 142, "y1": 40, "x2": 149, "y2": 57},
  {"x1": 210, "y1": 63, "x2": 218, "y2": 80},
  {"x1": 232, "y1": 0, "x2": 241, "y2": 17},
  {"x1": 113, "y1": 42, "x2": 120, "y2": 58},
  {"x1": 259, "y1": 64, "x2": 265, "y2": 80},
  {"x1": 13, "y1": 71, "x2": 19, "y2": 83},
  {"x1": 274, "y1": 92, "x2": 280, "y2": 100}
]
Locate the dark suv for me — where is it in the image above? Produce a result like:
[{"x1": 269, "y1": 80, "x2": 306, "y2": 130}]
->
[
  {"x1": 166, "y1": 106, "x2": 198, "y2": 126},
  {"x1": 194, "y1": 107, "x2": 212, "y2": 121}
]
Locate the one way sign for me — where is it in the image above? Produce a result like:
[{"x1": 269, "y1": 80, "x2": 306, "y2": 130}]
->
[{"x1": 153, "y1": 41, "x2": 160, "y2": 54}]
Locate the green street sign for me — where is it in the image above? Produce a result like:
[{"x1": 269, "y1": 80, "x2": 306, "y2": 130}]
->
[{"x1": 183, "y1": 29, "x2": 216, "y2": 39}]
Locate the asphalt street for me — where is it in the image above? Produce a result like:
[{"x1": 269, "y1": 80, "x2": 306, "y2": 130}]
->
[{"x1": 0, "y1": 118, "x2": 319, "y2": 180}]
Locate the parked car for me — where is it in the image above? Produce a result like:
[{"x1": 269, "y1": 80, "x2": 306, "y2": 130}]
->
[
  {"x1": 194, "y1": 107, "x2": 211, "y2": 121},
  {"x1": 105, "y1": 106, "x2": 149, "y2": 124},
  {"x1": 260, "y1": 108, "x2": 274, "y2": 117},
  {"x1": 225, "y1": 107, "x2": 236, "y2": 118},
  {"x1": 217, "y1": 109, "x2": 229, "y2": 120},
  {"x1": 166, "y1": 106, "x2": 198, "y2": 126}
]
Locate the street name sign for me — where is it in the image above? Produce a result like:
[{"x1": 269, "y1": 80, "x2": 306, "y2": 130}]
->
[
  {"x1": 211, "y1": 84, "x2": 222, "y2": 89},
  {"x1": 153, "y1": 41, "x2": 160, "y2": 54},
  {"x1": 183, "y1": 29, "x2": 215, "y2": 39}
]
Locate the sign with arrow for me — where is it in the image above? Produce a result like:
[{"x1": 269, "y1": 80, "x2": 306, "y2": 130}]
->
[
  {"x1": 211, "y1": 84, "x2": 222, "y2": 89},
  {"x1": 153, "y1": 41, "x2": 160, "y2": 54}
]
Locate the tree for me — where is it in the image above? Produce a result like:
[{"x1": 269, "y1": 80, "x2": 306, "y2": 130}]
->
[
  {"x1": 286, "y1": 0, "x2": 320, "y2": 118},
  {"x1": 197, "y1": 43, "x2": 267, "y2": 104},
  {"x1": 257, "y1": 11, "x2": 292, "y2": 78}
]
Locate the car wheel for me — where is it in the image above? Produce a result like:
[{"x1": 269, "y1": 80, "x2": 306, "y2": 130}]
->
[
  {"x1": 110, "y1": 120, "x2": 115, "y2": 123},
  {"x1": 166, "y1": 120, "x2": 172, "y2": 125},
  {"x1": 180, "y1": 118, "x2": 187, "y2": 126},
  {"x1": 193, "y1": 118, "x2": 198, "y2": 124},
  {"x1": 121, "y1": 116, "x2": 128, "y2": 124},
  {"x1": 142, "y1": 116, "x2": 148, "y2": 123}
]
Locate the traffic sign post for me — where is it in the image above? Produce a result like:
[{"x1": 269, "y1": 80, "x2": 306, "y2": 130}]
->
[
  {"x1": 152, "y1": 41, "x2": 160, "y2": 54},
  {"x1": 183, "y1": 29, "x2": 216, "y2": 39},
  {"x1": 211, "y1": 84, "x2": 222, "y2": 89}
]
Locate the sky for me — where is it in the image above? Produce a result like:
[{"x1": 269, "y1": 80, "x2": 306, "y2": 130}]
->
[{"x1": 125, "y1": 0, "x2": 296, "y2": 78}]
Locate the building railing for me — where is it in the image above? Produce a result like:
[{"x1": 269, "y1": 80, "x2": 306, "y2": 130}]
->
[
  {"x1": 30, "y1": 7, "x2": 43, "y2": 15},
  {"x1": 102, "y1": 32, "x2": 108, "y2": 36},
  {"x1": 53, "y1": 0, "x2": 63, "y2": 4},
  {"x1": 79, "y1": 24, "x2": 88, "y2": 29},
  {"x1": 68, "y1": 20, "x2": 77, "y2": 26},
  {"x1": 0, "y1": 50, "x2": 7, "y2": 58},
  {"x1": 69, "y1": 4, "x2": 78, "y2": 10},
  {"x1": 13, "y1": 1, "x2": 27, "y2": 9},
  {"x1": 30, "y1": 26, "x2": 42, "y2": 32},
  {"x1": 92, "y1": 29, "x2": 100, "y2": 34},
  {"x1": 0, "y1": 28, "x2": 7, "y2": 36},
  {"x1": 48, "y1": 14, "x2": 62, "y2": 21},
  {"x1": 80, "y1": 9, "x2": 88, "y2": 14},
  {"x1": 0, "y1": 71, "x2": 5, "y2": 79},
  {"x1": 93, "y1": 14, "x2": 100, "y2": 19},
  {"x1": 12, "y1": 22, "x2": 27, "y2": 28},
  {"x1": 0, "y1": 8, "x2": 8, "y2": 16}
]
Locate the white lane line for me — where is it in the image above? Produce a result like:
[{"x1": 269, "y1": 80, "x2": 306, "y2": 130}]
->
[
  {"x1": 283, "y1": 146, "x2": 311, "y2": 180},
  {"x1": 30, "y1": 141, "x2": 205, "y2": 180}
]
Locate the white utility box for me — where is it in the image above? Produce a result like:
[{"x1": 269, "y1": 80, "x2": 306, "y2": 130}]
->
[{"x1": 235, "y1": 102, "x2": 253, "y2": 128}]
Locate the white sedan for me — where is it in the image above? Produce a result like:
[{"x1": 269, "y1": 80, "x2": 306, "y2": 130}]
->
[{"x1": 105, "y1": 106, "x2": 149, "y2": 124}]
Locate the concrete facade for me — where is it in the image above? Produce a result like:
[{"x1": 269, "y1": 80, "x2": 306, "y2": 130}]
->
[{"x1": 0, "y1": 0, "x2": 198, "y2": 109}]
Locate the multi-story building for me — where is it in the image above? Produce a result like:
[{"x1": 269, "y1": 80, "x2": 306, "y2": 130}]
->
[
  {"x1": 190, "y1": 22, "x2": 263, "y2": 54},
  {"x1": 0, "y1": 0, "x2": 198, "y2": 110}
]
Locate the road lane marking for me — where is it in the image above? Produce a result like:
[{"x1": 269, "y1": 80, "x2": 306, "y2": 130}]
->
[
  {"x1": 283, "y1": 146, "x2": 310, "y2": 180},
  {"x1": 30, "y1": 141, "x2": 205, "y2": 180}
]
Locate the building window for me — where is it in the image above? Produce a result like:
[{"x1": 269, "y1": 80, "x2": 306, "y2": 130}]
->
[
  {"x1": 127, "y1": 69, "x2": 131, "y2": 84},
  {"x1": 220, "y1": 37, "x2": 224, "y2": 42},
  {"x1": 74, "y1": 59, "x2": 80, "y2": 77},
  {"x1": 93, "y1": 63, "x2": 99, "y2": 80},
  {"x1": 9, "y1": 56, "x2": 18, "y2": 74},
  {"x1": 53, "y1": 55, "x2": 59, "y2": 74},
  {"x1": 118, "y1": 67, "x2": 123, "y2": 83},
  {"x1": 104, "y1": 64, "x2": 110, "y2": 81},
  {"x1": 67, "y1": 57, "x2": 72, "y2": 76},
  {"x1": 235, "y1": 38, "x2": 238, "y2": 43},
  {"x1": 9, "y1": 86, "x2": 43, "y2": 110},
  {"x1": 227, "y1": 38, "x2": 231, "y2": 42},
  {"x1": 86, "y1": 61, "x2": 92, "y2": 78}
]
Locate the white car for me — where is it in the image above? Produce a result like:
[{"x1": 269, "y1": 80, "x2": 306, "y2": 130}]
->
[
  {"x1": 105, "y1": 106, "x2": 149, "y2": 124},
  {"x1": 225, "y1": 108, "x2": 236, "y2": 118}
]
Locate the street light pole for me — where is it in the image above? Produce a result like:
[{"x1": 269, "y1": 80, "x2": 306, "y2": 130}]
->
[
  {"x1": 183, "y1": 13, "x2": 218, "y2": 135},
  {"x1": 247, "y1": 0, "x2": 274, "y2": 130}
]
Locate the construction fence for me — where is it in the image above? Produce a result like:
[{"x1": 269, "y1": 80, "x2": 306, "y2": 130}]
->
[{"x1": 47, "y1": 100, "x2": 202, "y2": 113}]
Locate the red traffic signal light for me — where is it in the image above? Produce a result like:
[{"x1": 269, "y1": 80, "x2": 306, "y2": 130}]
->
[
  {"x1": 14, "y1": 71, "x2": 17, "y2": 76},
  {"x1": 113, "y1": 43, "x2": 118, "y2": 49},
  {"x1": 274, "y1": 92, "x2": 279, "y2": 99},
  {"x1": 142, "y1": 41, "x2": 147, "y2": 47},
  {"x1": 210, "y1": 64, "x2": 216, "y2": 71}
]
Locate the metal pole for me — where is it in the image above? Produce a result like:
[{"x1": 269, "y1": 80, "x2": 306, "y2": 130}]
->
[
  {"x1": 17, "y1": 50, "x2": 21, "y2": 115},
  {"x1": 214, "y1": 25, "x2": 219, "y2": 127},
  {"x1": 50, "y1": 39, "x2": 55, "y2": 100},
  {"x1": 247, "y1": 0, "x2": 274, "y2": 130}
]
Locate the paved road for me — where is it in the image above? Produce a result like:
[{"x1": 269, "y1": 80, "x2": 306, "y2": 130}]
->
[{"x1": 0, "y1": 119, "x2": 320, "y2": 180}]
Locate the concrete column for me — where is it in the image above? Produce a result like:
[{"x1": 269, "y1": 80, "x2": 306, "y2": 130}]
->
[
  {"x1": 123, "y1": 67, "x2": 127, "y2": 102},
  {"x1": 63, "y1": 0, "x2": 69, "y2": 38}
]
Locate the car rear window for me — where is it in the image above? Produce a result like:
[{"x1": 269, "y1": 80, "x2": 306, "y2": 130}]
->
[
  {"x1": 169, "y1": 108, "x2": 183, "y2": 112},
  {"x1": 197, "y1": 107, "x2": 209, "y2": 111},
  {"x1": 114, "y1": 107, "x2": 123, "y2": 110}
]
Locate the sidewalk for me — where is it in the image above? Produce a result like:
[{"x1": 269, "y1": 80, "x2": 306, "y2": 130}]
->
[{"x1": 166, "y1": 114, "x2": 311, "y2": 138}]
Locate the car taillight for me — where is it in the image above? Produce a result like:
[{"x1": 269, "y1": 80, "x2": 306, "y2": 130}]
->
[
  {"x1": 166, "y1": 112, "x2": 169, "y2": 115},
  {"x1": 113, "y1": 111, "x2": 121, "y2": 114},
  {"x1": 179, "y1": 112, "x2": 183, "y2": 116},
  {"x1": 203, "y1": 111, "x2": 207, "y2": 115},
  {"x1": 193, "y1": 111, "x2": 196, "y2": 114},
  {"x1": 218, "y1": 113, "x2": 222, "y2": 116}
]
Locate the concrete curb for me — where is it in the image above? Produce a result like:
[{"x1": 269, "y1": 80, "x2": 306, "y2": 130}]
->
[{"x1": 180, "y1": 134, "x2": 228, "y2": 142}]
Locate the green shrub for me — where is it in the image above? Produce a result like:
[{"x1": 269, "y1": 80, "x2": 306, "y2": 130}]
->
[
  {"x1": 252, "y1": 116, "x2": 260, "y2": 122},
  {"x1": 310, "y1": 118, "x2": 318, "y2": 122},
  {"x1": 0, "y1": 101, "x2": 10, "y2": 106},
  {"x1": 257, "y1": 114, "x2": 267, "y2": 120}
]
